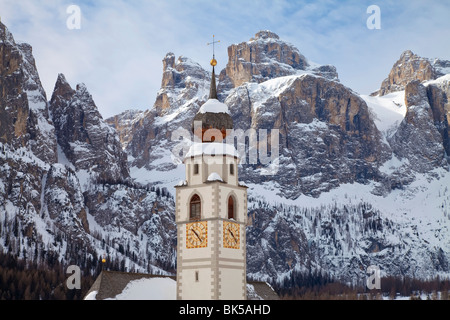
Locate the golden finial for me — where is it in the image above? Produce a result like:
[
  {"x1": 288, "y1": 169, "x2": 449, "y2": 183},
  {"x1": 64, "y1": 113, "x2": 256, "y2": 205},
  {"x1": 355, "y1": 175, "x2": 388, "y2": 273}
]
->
[{"x1": 207, "y1": 35, "x2": 220, "y2": 66}]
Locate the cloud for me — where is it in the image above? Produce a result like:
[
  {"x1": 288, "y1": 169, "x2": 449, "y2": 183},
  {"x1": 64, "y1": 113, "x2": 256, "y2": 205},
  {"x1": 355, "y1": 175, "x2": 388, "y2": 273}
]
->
[{"x1": 2, "y1": 0, "x2": 450, "y2": 118}]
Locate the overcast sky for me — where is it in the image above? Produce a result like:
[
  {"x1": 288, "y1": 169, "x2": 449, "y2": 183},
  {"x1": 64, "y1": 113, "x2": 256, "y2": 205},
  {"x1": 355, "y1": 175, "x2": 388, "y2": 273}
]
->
[{"x1": 2, "y1": 0, "x2": 450, "y2": 118}]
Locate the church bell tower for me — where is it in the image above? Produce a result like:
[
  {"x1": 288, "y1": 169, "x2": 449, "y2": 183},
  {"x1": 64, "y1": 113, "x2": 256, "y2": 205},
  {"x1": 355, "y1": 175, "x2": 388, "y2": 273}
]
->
[{"x1": 175, "y1": 47, "x2": 248, "y2": 300}]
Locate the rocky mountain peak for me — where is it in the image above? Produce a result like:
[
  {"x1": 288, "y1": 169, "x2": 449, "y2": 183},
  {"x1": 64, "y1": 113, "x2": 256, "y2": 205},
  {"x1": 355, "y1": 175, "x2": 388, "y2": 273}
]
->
[
  {"x1": 160, "y1": 53, "x2": 208, "y2": 90},
  {"x1": 252, "y1": 30, "x2": 280, "y2": 40},
  {"x1": 376, "y1": 50, "x2": 450, "y2": 96},
  {"x1": 156, "y1": 52, "x2": 211, "y2": 115},
  {"x1": 0, "y1": 21, "x2": 15, "y2": 45},
  {"x1": 400, "y1": 49, "x2": 414, "y2": 59},
  {"x1": 50, "y1": 73, "x2": 75, "y2": 107},
  {"x1": 372, "y1": 50, "x2": 450, "y2": 171},
  {"x1": 0, "y1": 22, "x2": 57, "y2": 164},
  {"x1": 49, "y1": 75, "x2": 130, "y2": 184},
  {"x1": 218, "y1": 31, "x2": 338, "y2": 95},
  {"x1": 162, "y1": 52, "x2": 176, "y2": 71},
  {"x1": 55, "y1": 72, "x2": 70, "y2": 87},
  {"x1": 76, "y1": 82, "x2": 89, "y2": 94},
  {"x1": 218, "y1": 31, "x2": 309, "y2": 90}
]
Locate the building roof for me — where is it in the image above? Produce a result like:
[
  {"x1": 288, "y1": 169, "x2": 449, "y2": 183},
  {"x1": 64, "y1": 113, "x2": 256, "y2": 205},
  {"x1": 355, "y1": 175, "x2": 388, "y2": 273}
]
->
[
  {"x1": 247, "y1": 281, "x2": 280, "y2": 300},
  {"x1": 84, "y1": 271, "x2": 279, "y2": 300},
  {"x1": 84, "y1": 270, "x2": 176, "y2": 300}
]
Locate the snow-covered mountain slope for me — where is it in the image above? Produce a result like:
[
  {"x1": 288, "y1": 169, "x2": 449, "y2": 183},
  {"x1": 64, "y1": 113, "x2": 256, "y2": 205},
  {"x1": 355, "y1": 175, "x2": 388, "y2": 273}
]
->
[
  {"x1": 245, "y1": 168, "x2": 450, "y2": 284},
  {"x1": 361, "y1": 91, "x2": 406, "y2": 138},
  {"x1": 0, "y1": 21, "x2": 177, "y2": 277}
]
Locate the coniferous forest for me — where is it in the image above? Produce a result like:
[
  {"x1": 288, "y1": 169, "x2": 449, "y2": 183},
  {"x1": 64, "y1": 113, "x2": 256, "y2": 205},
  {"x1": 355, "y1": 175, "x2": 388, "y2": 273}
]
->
[
  {"x1": 0, "y1": 246, "x2": 448, "y2": 299},
  {"x1": 0, "y1": 250, "x2": 96, "y2": 300},
  {"x1": 275, "y1": 271, "x2": 450, "y2": 300}
]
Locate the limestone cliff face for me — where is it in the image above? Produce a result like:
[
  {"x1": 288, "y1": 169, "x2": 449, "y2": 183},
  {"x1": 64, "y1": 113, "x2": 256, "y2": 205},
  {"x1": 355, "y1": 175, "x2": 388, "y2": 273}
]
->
[
  {"x1": 0, "y1": 22, "x2": 92, "y2": 252},
  {"x1": 44, "y1": 164, "x2": 90, "y2": 237},
  {"x1": 426, "y1": 79, "x2": 450, "y2": 157},
  {"x1": 389, "y1": 80, "x2": 448, "y2": 173},
  {"x1": 0, "y1": 22, "x2": 57, "y2": 164},
  {"x1": 371, "y1": 49, "x2": 450, "y2": 176},
  {"x1": 376, "y1": 50, "x2": 450, "y2": 96},
  {"x1": 0, "y1": 21, "x2": 57, "y2": 234},
  {"x1": 49, "y1": 74, "x2": 130, "y2": 184},
  {"x1": 105, "y1": 109, "x2": 146, "y2": 150},
  {"x1": 225, "y1": 74, "x2": 389, "y2": 198}
]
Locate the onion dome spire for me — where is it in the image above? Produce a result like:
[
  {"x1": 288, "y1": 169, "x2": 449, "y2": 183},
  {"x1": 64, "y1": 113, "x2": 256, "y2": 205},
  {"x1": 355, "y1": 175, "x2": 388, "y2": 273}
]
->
[{"x1": 192, "y1": 35, "x2": 233, "y2": 142}]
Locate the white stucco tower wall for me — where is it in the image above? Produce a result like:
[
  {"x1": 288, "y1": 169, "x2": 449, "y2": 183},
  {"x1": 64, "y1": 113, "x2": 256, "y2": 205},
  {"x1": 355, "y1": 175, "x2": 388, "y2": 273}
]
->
[
  {"x1": 175, "y1": 143, "x2": 248, "y2": 300},
  {"x1": 175, "y1": 66, "x2": 248, "y2": 301}
]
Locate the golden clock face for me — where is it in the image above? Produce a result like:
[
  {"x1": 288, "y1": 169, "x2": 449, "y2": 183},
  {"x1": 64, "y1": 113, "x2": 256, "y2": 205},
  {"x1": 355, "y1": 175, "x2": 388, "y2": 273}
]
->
[
  {"x1": 223, "y1": 221, "x2": 240, "y2": 249},
  {"x1": 186, "y1": 221, "x2": 208, "y2": 248}
]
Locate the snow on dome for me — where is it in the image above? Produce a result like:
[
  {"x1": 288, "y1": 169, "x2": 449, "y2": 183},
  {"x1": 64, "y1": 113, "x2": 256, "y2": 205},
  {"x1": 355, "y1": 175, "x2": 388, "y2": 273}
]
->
[
  {"x1": 207, "y1": 172, "x2": 223, "y2": 182},
  {"x1": 198, "y1": 99, "x2": 230, "y2": 115},
  {"x1": 185, "y1": 142, "x2": 239, "y2": 158}
]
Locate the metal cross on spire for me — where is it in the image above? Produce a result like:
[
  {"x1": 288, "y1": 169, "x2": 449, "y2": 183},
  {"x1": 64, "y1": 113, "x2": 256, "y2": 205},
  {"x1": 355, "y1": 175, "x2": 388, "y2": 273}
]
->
[
  {"x1": 207, "y1": 35, "x2": 220, "y2": 67},
  {"x1": 207, "y1": 35, "x2": 220, "y2": 99}
]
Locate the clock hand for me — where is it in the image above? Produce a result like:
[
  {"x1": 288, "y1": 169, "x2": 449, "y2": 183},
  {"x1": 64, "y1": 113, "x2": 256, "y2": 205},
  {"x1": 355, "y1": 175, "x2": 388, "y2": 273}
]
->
[
  {"x1": 192, "y1": 229, "x2": 202, "y2": 242},
  {"x1": 229, "y1": 229, "x2": 237, "y2": 241}
]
